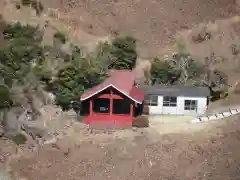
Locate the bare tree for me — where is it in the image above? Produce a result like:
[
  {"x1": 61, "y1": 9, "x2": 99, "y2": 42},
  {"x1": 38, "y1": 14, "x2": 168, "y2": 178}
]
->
[
  {"x1": 172, "y1": 53, "x2": 191, "y2": 84},
  {"x1": 202, "y1": 52, "x2": 226, "y2": 89},
  {"x1": 201, "y1": 52, "x2": 228, "y2": 100}
]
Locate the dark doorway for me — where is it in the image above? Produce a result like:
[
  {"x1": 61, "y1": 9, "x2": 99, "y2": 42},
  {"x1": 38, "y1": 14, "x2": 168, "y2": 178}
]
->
[{"x1": 93, "y1": 98, "x2": 110, "y2": 113}]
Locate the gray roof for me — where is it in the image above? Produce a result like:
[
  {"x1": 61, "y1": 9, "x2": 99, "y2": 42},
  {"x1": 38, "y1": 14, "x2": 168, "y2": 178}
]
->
[{"x1": 139, "y1": 85, "x2": 210, "y2": 97}]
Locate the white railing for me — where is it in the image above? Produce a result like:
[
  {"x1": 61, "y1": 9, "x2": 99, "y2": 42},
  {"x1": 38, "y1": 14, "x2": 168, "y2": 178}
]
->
[{"x1": 192, "y1": 108, "x2": 240, "y2": 123}]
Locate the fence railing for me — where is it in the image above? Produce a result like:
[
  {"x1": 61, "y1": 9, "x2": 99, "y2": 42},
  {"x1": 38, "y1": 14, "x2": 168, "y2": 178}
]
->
[{"x1": 192, "y1": 108, "x2": 240, "y2": 123}]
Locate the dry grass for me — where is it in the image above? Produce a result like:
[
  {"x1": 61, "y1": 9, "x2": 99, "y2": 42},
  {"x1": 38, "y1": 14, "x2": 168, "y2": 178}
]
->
[
  {"x1": 38, "y1": 0, "x2": 239, "y2": 57},
  {"x1": 1, "y1": 0, "x2": 239, "y2": 56},
  {"x1": 7, "y1": 116, "x2": 240, "y2": 180},
  {"x1": 174, "y1": 16, "x2": 240, "y2": 85}
]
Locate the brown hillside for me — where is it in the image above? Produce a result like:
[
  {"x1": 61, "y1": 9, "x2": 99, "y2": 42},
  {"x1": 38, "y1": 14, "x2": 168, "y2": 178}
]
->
[
  {"x1": 1, "y1": 0, "x2": 239, "y2": 56},
  {"x1": 40, "y1": 0, "x2": 239, "y2": 57}
]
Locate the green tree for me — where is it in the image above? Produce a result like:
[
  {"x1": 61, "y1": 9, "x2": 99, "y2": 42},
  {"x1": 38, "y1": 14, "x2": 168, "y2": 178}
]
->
[
  {"x1": 1, "y1": 22, "x2": 44, "y2": 86},
  {"x1": 53, "y1": 31, "x2": 66, "y2": 44},
  {"x1": 50, "y1": 47, "x2": 107, "y2": 111},
  {"x1": 109, "y1": 36, "x2": 137, "y2": 70},
  {"x1": 150, "y1": 57, "x2": 180, "y2": 85},
  {"x1": 94, "y1": 41, "x2": 114, "y2": 71}
]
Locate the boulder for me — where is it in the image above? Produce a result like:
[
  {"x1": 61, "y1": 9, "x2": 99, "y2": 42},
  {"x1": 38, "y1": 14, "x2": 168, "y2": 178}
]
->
[
  {"x1": 21, "y1": 124, "x2": 47, "y2": 140},
  {"x1": 51, "y1": 138, "x2": 71, "y2": 156},
  {"x1": 233, "y1": 81, "x2": 240, "y2": 94},
  {"x1": 0, "y1": 126, "x2": 4, "y2": 137},
  {"x1": 2, "y1": 109, "x2": 20, "y2": 135}
]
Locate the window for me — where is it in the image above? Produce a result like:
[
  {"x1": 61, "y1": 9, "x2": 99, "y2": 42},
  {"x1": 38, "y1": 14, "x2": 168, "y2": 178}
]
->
[
  {"x1": 163, "y1": 96, "x2": 177, "y2": 107},
  {"x1": 93, "y1": 98, "x2": 110, "y2": 113},
  {"x1": 113, "y1": 99, "x2": 131, "y2": 115},
  {"x1": 144, "y1": 95, "x2": 158, "y2": 106},
  {"x1": 184, "y1": 100, "x2": 197, "y2": 110}
]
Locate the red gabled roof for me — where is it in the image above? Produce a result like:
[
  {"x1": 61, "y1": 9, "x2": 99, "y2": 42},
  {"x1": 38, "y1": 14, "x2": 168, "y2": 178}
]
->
[
  {"x1": 129, "y1": 86, "x2": 144, "y2": 103},
  {"x1": 80, "y1": 70, "x2": 144, "y2": 103}
]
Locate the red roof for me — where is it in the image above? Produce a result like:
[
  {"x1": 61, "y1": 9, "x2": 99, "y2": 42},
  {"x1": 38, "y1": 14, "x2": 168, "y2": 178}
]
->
[{"x1": 80, "y1": 70, "x2": 144, "y2": 103}]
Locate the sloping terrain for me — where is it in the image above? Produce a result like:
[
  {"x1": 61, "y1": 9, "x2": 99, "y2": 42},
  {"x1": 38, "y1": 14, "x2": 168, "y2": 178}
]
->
[
  {"x1": 8, "y1": 116, "x2": 240, "y2": 180},
  {"x1": 40, "y1": 0, "x2": 240, "y2": 57},
  {"x1": 1, "y1": 0, "x2": 239, "y2": 57},
  {"x1": 1, "y1": 0, "x2": 240, "y2": 80}
]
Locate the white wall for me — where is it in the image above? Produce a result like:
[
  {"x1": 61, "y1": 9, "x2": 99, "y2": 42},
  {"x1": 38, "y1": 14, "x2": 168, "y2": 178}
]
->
[
  {"x1": 148, "y1": 96, "x2": 208, "y2": 115},
  {"x1": 149, "y1": 96, "x2": 163, "y2": 115},
  {"x1": 178, "y1": 96, "x2": 207, "y2": 115}
]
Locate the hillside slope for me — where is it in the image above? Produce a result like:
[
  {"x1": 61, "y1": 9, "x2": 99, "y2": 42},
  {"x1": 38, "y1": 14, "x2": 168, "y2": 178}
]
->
[
  {"x1": 1, "y1": 0, "x2": 239, "y2": 57},
  {"x1": 40, "y1": 0, "x2": 239, "y2": 57},
  {"x1": 1, "y1": 0, "x2": 240, "y2": 93}
]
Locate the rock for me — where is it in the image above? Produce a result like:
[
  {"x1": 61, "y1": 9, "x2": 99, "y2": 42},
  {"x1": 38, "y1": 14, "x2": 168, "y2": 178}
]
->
[
  {"x1": 3, "y1": 109, "x2": 20, "y2": 134},
  {"x1": 21, "y1": 124, "x2": 46, "y2": 140},
  {"x1": 233, "y1": 81, "x2": 240, "y2": 94},
  {"x1": 51, "y1": 143, "x2": 60, "y2": 150},
  {"x1": 63, "y1": 148, "x2": 70, "y2": 156},
  {"x1": 0, "y1": 126, "x2": 4, "y2": 137},
  {"x1": 52, "y1": 139, "x2": 71, "y2": 155}
]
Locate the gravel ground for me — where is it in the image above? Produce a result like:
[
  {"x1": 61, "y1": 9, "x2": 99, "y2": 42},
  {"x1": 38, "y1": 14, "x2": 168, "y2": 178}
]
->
[{"x1": 6, "y1": 115, "x2": 240, "y2": 180}]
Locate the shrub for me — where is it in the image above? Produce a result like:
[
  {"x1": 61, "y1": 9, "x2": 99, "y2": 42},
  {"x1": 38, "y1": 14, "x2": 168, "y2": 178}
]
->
[
  {"x1": 54, "y1": 31, "x2": 66, "y2": 44},
  {"x1": 21, "y1": 0, "x2": 44, "y2": 16},
  {"x1": 21, "y1": 0, "x2": 32, "y2": 5},
  {"x1": 109, "y1": 36, "x2": 137, "y2": 70},
  {"x1": 150, "y1": 57, "x2": 179, "y2": 85},
  {"x1": 0, "y1": 85, "x2": 13, "y2": 109},
  {"x1": 11, "y1": 133, "x2": 27, "y2": 145},
  {"x1": 191, "y1": 28, "x2": 212, "y2": 43},
  {"x1": 132, "y1": 116, "x2": 149, "y2": 128},
  {"x1": 31, "y1": 0, "x2": 44, "y2": 16},
  {"x1": 3, "y1": 22, "x2": 42, "y2": 41},
  {"x1": 15, "y1": 3, "x2": 21, "y2": 10}
]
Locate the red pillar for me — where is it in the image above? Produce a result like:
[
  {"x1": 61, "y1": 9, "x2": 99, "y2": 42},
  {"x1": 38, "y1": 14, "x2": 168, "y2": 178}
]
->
[
  {"x1": 110, "y1": 90, "x2": 113, "y2": 115},
  {"x1": 130, "y1": 104, "x2": 133, "y2": 117},
  {"x1": 89, "y1": 99, "x2": 93, "y2": 116}
]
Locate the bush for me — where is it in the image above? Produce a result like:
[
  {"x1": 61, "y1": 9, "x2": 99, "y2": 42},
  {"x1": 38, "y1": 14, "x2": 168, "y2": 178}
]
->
[
  {"x1": 15, "y1": 3, "x2": 21, "y2": 10},
  {"x1": 150, "y1": 57, "x2": 179, "y2": 85},
  {"x1": 11, "y1": 133, "x2": 27, "y2": 145},
  {"x1": 132, "y1": 116, "x2": 149, "y2": 128},
  {"x1": 3, "y1": 22, "x2": 42, "y2": 42},
  {"x1": 31, "y1": 1, "x2": 44, "y2": 16},
  {"x1": 109, "y1": 36, "x2": 137, "y2": 70},
  {"x1": 0, "y1": 85, "x2": 13, "y2": 109},
  {"x1": 21, "y1": 0, "x2": 32, "y2": 5},
  {"x1": 54, "y1": 31, "x2": 66, "y2": 44},
  {"x1": 21, "y1": 0, "x2": 44, "y2": 16}
]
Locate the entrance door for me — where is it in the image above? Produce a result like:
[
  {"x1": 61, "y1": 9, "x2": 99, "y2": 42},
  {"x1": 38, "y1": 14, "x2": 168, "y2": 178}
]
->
[{"x1": 162, "y1": 96, "x2": 178, "y2": 114}]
